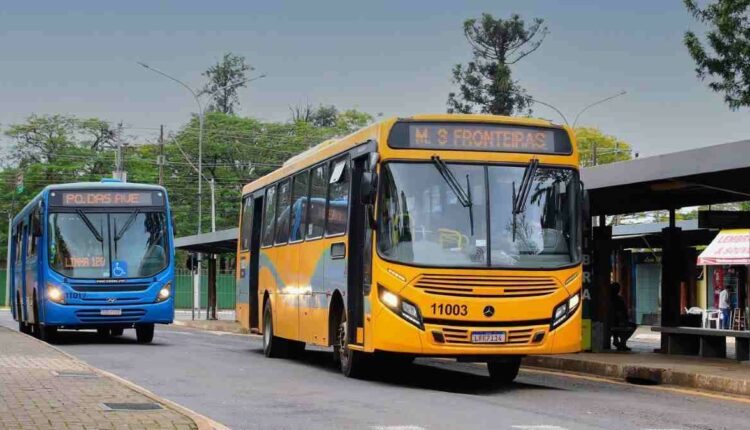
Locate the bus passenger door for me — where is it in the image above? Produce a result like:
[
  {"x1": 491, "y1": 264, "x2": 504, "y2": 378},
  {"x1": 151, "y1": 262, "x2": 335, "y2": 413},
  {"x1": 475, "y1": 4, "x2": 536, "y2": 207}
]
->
[
  {"x1": 346, "y1": 154, "x2": 370, "y2": 346},
  {"x1": 248, "y1": 195, "x2": 264, "y2": 332}
]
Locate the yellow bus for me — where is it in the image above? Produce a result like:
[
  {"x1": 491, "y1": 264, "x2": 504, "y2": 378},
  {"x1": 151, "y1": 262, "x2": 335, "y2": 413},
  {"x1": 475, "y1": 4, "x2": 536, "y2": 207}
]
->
[{"x1": 236, "y1": 114, "x2": 582, "y2": 382}]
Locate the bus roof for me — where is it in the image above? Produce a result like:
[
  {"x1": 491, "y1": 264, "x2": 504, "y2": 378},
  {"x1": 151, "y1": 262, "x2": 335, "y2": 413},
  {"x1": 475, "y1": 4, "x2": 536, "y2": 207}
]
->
[{"x1": 241, "y1": 113, "x2": 568, "y2": 196}]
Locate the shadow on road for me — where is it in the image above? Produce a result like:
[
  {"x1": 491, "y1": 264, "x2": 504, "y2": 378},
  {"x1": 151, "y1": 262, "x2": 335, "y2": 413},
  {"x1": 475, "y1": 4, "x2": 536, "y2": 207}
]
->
[
  {"x1": 251, "y1": 347, "x2": 561, "y2": 395},
  {"x1": 46, "y1": 330, "x2": 169, "y2": 347}
]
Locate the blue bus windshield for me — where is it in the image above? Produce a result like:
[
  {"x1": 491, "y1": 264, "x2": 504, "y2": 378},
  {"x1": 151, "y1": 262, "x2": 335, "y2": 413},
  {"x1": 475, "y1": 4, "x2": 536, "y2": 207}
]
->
[{"x1": 48, "y1": 210, "x2": 168, "y2": 279}]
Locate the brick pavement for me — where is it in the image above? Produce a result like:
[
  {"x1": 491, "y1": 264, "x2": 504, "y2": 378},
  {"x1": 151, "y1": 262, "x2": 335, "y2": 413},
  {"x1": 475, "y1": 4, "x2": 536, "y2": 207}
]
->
[{"x1": 0, "y1": 326, "x2": 198, "y2": 430}]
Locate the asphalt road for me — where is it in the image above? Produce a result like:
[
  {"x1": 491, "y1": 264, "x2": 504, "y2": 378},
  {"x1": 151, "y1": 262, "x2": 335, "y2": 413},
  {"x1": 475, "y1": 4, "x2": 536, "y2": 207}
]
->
[{"x1": 1, "y1": 310, "x2": 747, "y2": 430}]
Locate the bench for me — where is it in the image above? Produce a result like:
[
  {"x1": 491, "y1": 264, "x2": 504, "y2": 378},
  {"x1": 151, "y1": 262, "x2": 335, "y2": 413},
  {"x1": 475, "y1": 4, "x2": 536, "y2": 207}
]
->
[{"x1": 652, "y1": 326, "x2": 750, "y2": 362}]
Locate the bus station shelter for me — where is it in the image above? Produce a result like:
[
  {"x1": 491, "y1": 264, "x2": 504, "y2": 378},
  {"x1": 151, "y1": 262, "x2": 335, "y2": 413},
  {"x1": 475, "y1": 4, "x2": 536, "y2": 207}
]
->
[
  {"x1": 174, "y1": 228, "x2": 238, "y2": 319},
  {"x1": 583, "y1": 138, "x2": 750, "y2": 360}
]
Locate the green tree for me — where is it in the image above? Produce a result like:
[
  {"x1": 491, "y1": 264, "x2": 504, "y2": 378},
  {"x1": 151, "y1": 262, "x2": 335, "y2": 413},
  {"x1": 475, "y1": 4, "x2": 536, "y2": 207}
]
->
[
  {"x1": 575, "y1": 127, "x2": 633, "y2": 167},
  {"x1": 684, "y1": 0, "x2": 750, "y2": 109},
  {"x1": 201, "y1": 52, "x2": 252, "y2": 114},
  {"x1": 447, "y1": 13, "x2": 548, "y2": 116}
]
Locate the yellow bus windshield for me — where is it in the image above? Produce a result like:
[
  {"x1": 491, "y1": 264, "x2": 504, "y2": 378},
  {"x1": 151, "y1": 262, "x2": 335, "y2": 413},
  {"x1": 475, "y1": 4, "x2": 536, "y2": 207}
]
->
[{"x1": 377, "y1": 161, "x2": 580, "y2": 269}]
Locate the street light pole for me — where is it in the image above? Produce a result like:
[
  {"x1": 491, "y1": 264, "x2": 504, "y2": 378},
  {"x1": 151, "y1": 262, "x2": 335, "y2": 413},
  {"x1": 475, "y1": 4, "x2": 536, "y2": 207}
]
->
[{"x1": 573, "y1": 91, "x2": 627, "y2": 128}]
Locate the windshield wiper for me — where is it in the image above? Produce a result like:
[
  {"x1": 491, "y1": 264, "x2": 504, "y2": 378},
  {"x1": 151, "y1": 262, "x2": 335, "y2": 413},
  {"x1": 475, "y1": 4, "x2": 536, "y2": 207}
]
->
[
  {"x1": 76, "y1": 209, "x2": 103, "y2": 243},
  {"x1": 431, "y1": 155, "x2": 474, "y2": 235},
  {"x1": 513, "y1": 159, "x2": 539, "y2": 215},
  {"x1": 511, "y1": 159, "x2": 539, "y2": 241},
  {"x1": 115, "y1": 209, "x2": 140, "y2": 242}
]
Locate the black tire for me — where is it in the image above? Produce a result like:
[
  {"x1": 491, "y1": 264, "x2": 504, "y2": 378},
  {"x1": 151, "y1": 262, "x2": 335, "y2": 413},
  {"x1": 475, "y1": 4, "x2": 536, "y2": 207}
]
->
[
  {"x1": 336, "y1": 309, "x2": 368, "y2": 378},
  {"x1": 487, "y1": 357, "x2": 522, "y2": 385},
  {"x1": 110, "y1": 328, "x2": 124, "y2": 337},
  {"x1": 135, "y1": 324, "x2": 154, "y2": 344},
  {"x1": 17, "y1": 296, "x2": 32, "y2": 335},
  {"x1": 38, "y1": 325, "x2": 58, "y2": 343},
  {"x1": 262, "y1": 301, "x2": 287, "y2": 358}
]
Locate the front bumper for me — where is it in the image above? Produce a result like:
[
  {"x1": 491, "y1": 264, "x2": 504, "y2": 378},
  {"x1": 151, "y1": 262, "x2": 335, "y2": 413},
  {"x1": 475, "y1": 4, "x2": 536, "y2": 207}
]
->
[
  {"x1": 371, "y1": 302, "x2": 582, "y2": 356},
  {"x1": 42, "y1": 299, "x2": 174, "y2": 328}
]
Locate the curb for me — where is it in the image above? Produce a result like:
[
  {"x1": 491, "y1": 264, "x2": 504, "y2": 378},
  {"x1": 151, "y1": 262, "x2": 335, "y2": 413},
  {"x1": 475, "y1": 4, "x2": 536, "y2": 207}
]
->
[
  {"x1": 523, "y1": 355, "x2": 750, "y2": 398},
  {"x1": 10, "y1": 327, "x2": 228, "y2": 430}
]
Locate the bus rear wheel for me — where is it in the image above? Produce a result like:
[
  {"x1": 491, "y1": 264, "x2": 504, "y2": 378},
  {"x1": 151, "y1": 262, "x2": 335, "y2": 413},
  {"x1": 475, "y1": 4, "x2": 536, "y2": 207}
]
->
[
  {"x1": 135, "y1": 324, "x2": 154, "y2": 344},
  {"x1": 487, "y1": 357, "x2": 522, "y2": 385},
  {"x1": 263, "y1": 301, "x2": 287, "y2": 358}
]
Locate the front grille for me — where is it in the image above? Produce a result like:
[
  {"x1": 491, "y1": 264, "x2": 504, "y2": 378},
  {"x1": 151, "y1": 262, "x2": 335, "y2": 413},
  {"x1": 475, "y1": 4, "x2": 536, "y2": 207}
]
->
[
  {"x1": 75, "y1": 308, "x2": 146, "y2": 323},
  {"x1": 80, "y1": 297, "x2": 143, "y2": 304},
  {"x1": 70, "y1": 283, "x2": 151, "y2": 292},
  {"x1": 414, "y1": 274, "x2": 559, "y2": 298},
  {"x1": 440, "y1": 327, "x2": 535, "y2": 345}
]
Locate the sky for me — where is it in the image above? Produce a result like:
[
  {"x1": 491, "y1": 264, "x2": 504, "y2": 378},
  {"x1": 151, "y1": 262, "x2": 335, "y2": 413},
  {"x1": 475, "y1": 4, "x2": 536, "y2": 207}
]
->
[{"x1": 0, "y1": 0, "x2": 747, "y2": 157}]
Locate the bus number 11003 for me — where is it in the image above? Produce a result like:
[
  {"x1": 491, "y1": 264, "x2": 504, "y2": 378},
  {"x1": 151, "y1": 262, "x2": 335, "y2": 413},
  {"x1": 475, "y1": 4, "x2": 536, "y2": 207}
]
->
[{"x1": 430, "y1": 303, "x2": 468, "y2": 316}]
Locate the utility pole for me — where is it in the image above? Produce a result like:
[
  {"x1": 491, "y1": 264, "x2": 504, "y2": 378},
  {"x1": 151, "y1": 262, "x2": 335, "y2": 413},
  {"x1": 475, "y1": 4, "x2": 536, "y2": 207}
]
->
[
  {"x1": 113, "y1": 123, "x2": 127, "y2": 182},
  {"x1": 158, "y1": 125, "x2": 165, "y2": 186}
]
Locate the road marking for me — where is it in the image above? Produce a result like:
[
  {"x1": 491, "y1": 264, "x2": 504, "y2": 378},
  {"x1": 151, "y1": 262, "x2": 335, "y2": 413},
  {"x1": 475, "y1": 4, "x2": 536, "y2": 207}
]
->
[
  {"x1": 522, "y1": 367, "x2": 750, "y2": 405},
  {"x1": 370, "y1": 426, "x2": 427, "y2": 430},
  {"x1": 512, "y1": 426, "x2": 569, "y2": 430}
]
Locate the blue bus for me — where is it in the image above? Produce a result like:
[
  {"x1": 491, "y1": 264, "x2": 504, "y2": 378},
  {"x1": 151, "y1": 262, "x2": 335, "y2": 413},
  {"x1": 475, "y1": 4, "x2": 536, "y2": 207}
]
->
[{"x1": 8, "y1": 180, "x2": 175, "y2": 343}]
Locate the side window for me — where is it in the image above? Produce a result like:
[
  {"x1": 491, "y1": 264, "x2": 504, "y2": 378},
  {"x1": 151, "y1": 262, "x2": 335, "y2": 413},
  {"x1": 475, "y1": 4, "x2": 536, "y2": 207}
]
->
[
  {"x1": 29, "y1": 208, "x2": 40, "y2": 257},
  {"x1": 307, "y1": 164, "x2": 328, "y2": 239},
  {"x1": 326, "y1": 157, "x2": 350, "y2": 236},
  {"x1": 239, "y1": 196, "x2": 253, "y2": 251},
  {"x1": 275, "y1": 180, "x2": 291, "y2": 245},
  {"x1": 290, "y1": 171, "x2": 309, "y2": 242},
  {"x1": 261, "y1": 185, "x2": 277, "y2": 247}
]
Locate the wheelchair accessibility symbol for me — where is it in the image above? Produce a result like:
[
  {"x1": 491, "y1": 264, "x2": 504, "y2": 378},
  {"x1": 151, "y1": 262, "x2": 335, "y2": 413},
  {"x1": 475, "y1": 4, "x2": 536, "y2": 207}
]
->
[{"x1": 112, "y1": 261, "x2": 128, "y2": 278}]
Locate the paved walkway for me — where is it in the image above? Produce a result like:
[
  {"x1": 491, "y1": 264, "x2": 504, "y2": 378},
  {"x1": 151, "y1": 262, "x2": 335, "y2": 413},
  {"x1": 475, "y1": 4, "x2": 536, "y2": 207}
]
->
[{"x1": 0, "y1": 326, "x2": 199, "y2": 430}]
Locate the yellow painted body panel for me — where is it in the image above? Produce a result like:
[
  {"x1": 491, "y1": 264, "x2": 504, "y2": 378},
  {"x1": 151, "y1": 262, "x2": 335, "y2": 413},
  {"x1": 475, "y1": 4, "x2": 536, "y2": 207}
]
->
[{"x1": 236, "y1": 114, "x2": 582, "y2": 357}]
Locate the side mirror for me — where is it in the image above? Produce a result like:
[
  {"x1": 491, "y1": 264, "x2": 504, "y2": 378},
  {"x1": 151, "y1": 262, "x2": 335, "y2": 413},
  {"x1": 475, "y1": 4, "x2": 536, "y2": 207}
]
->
[
  {"x1": 360, "y1": 171, "x2": 378, "y2": 205},
  {"x1": 368, "y1": 152, "x2": 380, "y2": 171}
]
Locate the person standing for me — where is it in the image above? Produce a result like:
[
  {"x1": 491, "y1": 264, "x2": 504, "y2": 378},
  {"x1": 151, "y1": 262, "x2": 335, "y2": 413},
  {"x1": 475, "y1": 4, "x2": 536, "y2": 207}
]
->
[
  {"x1": 610, "y1": 282, "x2": 636, "y2": 351},
  {"x1": 719, "y1": 285, "x2": 731, "y2": 329}
]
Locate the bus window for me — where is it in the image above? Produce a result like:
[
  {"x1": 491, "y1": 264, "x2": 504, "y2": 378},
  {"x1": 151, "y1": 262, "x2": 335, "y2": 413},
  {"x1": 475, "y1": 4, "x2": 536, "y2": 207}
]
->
[
  {"x1": 15, "y1": 224, "x2": 23, "y2": 264},
  {"x1": 240, "y1": 196, "x2": 253, "y2": 250},
  {"x1": 290, "y1": 171, "x2": 309, "y2": 242},
  {"x1": 261, "y1": 185, "x2": 277, "y2": 247},
  {"x1": 28, "y1": 206, "x2": 41, "y2": 257},
  {"x1": 275, "y1": 180, "x2": 291, "y2": 245},
  {"x1": 326, "y1": 157, "x2": 350, "y2": 236},
  {"x1": 306, "y1": 164, "x2": 328, "y2": 239}
]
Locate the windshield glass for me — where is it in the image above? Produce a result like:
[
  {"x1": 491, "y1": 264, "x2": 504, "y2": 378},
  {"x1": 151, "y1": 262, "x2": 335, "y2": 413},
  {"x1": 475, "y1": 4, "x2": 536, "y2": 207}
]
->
[
  {"x1": 377, "y1": 162, "x2": 580, "y2": 269},
  {"x1": 48, "y1": 211, "x2": 168, "y2": 279}
]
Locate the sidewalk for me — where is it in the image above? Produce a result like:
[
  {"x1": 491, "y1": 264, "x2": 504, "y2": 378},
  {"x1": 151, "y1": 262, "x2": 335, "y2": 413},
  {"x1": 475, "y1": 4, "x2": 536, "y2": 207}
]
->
[
  {"x1": 524, "y1": 326, "x2": 750, "y2": 398},
  {"x1": 0, "y1": 326, "x2": 208, "y2": 430}
]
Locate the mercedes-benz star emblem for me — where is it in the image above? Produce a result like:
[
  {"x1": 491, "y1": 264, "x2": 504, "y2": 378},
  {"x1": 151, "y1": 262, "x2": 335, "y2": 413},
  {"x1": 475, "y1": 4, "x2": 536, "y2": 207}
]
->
[
  {"x1": 106, "y1": 298, "x2": 117, "y2": 303},
  {"x1": 483, "y1": 305, "x2": 495, "y2": 317}
]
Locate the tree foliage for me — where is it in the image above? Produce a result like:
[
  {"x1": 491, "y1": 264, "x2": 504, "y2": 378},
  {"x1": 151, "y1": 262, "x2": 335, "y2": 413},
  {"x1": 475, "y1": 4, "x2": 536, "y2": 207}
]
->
[
  {"x1": 684, "y1": 0, "x2": 750, "y2": 110},
  {"x1": 575, "y1": 127, "x2": 633, "y2": 167},
  {"x1": 201, "y1": 52, "x2": 253, "y2": 114},
  {"x1": 447, "y1": 13, "x2": 548, "y2": 116}
]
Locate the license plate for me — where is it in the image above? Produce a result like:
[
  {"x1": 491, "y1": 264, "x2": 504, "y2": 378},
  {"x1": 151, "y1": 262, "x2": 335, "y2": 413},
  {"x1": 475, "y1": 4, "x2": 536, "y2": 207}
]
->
[
  {"x1": 100, "y1": 309, "x2": 122, "y2": 316},
  {"x1": 471, "y1": 331, "x2": 506, "y2": 344}
]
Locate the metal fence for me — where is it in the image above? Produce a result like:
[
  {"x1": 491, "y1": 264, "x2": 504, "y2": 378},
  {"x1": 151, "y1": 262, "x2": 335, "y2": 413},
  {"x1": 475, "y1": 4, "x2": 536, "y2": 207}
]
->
[
  {"x1": 0, "y1": 270, "x2": 6, "y2": 307},
  {"x1": 174, "y1": 269, "x2": 236, "y2": 310},
  {"x1": 0, "y1": 269, "x2": 236, "y2": 310}
]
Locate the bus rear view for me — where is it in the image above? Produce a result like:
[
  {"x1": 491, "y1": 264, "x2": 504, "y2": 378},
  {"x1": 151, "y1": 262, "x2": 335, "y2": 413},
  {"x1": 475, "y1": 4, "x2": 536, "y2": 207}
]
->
[{"x1": 9, "y1": 181, "x2": 175, "y2": 343}]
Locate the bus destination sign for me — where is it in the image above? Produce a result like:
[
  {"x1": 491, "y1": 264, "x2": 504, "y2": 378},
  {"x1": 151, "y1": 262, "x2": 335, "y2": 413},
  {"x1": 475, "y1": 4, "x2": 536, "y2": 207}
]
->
[
  {"x1": 388, "y1": 122, "x2": 572, "y2": 155},
  {"x1": 51, "y1": 191, "x2": 162, "y2": 207}
]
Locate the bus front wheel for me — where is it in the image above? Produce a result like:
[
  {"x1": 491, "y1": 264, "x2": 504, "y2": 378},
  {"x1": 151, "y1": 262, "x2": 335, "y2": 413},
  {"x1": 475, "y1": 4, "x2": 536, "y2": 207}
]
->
[
  {"x1": 336, "y1": 310, "x2": 368, "y2": 378},
  {"x1": 487, "y1": 357, "x2": 522, "y2": 385},
  {"x1": 263, "y1": 301, "x2": 289, "y2": 358},
  {"x1": 135, "y1": 324, "x2": 154, "y2": 344},
  {"x1": 38, "y1": 324, "x2": 58, "y2": 343}
]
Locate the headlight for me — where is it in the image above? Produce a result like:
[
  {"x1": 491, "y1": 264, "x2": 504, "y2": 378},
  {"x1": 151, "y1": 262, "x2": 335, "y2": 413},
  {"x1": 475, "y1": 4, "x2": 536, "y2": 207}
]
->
[
  {"x1": 47, "y1": 283, "x2": 65, "y2": 304},
  {"x1": 155, "y1": 282, "x2": 172, "y2": 303},
  {"x1": 378, "y1": 285, "x2": 423, "y2": 329},
  {"x1": 551, "y1": 290, "x2": 580, "y2": 329}
]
